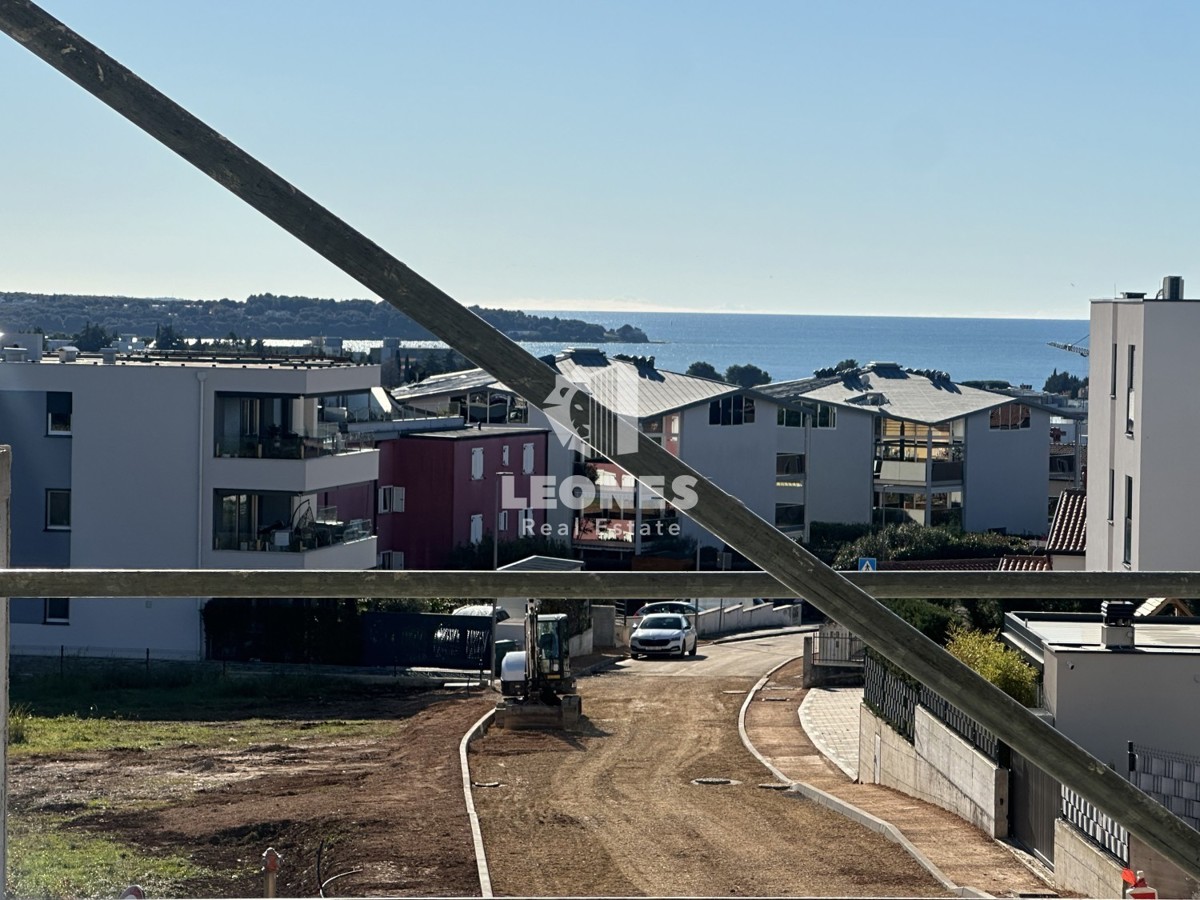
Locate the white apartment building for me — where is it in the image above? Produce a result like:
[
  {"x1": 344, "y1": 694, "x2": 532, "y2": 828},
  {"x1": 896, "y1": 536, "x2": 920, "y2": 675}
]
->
[
  {"x1": 0, "y1": 337, "x2": 384, "y2": 659},
  {"x1": 763, "y1": 362, "x2": 1052, "y2": 537},
  {"x1": 1086, "y1": 276, "x2": 1200, "y2": 571}
]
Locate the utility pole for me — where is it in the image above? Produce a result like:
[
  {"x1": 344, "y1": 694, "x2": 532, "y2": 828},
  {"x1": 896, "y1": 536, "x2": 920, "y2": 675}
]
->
[{"x1": 488, "y1": 471, "x2": 511, "y2": 688}]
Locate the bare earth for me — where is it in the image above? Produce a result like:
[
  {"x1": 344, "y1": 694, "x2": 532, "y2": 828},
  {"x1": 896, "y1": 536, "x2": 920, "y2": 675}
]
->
[
  {"x1": 469, "y1": 667, "x2": 950, "y2": 897},
  {"x1": 8, "y1": 688, "x2": 494, "y2": 898}
]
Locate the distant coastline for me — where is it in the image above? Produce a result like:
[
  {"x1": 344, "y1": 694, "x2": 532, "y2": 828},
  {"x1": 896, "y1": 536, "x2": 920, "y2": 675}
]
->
[{"x1": 0, "y1": 292, "x2": 650, "y2": 345}]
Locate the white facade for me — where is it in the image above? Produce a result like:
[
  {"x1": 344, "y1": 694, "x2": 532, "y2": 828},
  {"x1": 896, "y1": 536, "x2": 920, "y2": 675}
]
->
[
  {"x1": 0, "y1": 349, "x2": 382, "y2": 658},
  {"x1": 1087, "y1": 290, "x2": 1200, "y2": 571}
]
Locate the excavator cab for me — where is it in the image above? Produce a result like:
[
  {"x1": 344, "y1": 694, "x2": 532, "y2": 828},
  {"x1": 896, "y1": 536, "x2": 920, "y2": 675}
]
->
[{"x1": 496, "y1": 603, "x2": 581, "y2": 730}]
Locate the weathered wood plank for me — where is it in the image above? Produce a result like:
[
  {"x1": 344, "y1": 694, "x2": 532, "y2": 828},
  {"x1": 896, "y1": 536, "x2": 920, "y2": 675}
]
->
[
  {"x1": 1, "y1": 568, "x2": 1199, "y2": 600},
  {"x1": 3, "y1": 1, "x2": 1198, "y2": 877}
]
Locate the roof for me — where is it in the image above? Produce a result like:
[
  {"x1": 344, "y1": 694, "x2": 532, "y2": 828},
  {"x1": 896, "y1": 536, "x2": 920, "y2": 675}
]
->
[
  {"x1": 498, "y1": 555, "x2": 584, "y2": 572},
  {"x1": 401, "y1": 424, "x2": 547, "y2": 440},
  {"x1": 875, "y1": 558, "x2": 1002, "y2": 571},
  {"x1": 1046, "y1": 489, "x2": 1086, "y2": 555},
  {"x1": 998, "y1": 555, "x2": 1052, "y2": 572},
  {"x1": 551, "y1": 348, "x2": 740, "y2": 419},
  {"x1": 1135, "y1": 598, "x2": 1195, "y2": 617},
  {"x1": 1008, "y1": 612, "x2": 1200, "y2": 652},
  {"x1": 390, "y1": 368, "x2": 506, "y2": 403},
  {"x1": 762, "y1": 362, "x2": 1012, "y2": 425}
]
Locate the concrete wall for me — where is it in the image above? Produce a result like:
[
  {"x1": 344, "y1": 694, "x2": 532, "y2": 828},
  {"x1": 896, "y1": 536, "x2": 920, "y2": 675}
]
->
[
  {"x1": 1129, "y1": 833, "x2": 1200, "y2": 900},
  {"x1": 677, "y1": 398, "x2": 777, "y2": 549},
  {"x1": 592, "y1": 604, "x2": 616, "y2": 648},
  {"x1": 859, "y1": 704, "x2": 1009, "y2": 838},
  {"x1": 1045, "y1": 646, "x2": 1200, "y2": 769},
  {"x1": 694, "y1": 600, "x2": 802, "y2": 637},
  {"x1": 804, "y1": 407, "x2": 875, "y2": 527},
  {"x1": 1052, "y1": 819, "x2": 1126, "y2": 900},
  {"x1": 963, "y1": 405, "x2": 1051, "y2": 536}
]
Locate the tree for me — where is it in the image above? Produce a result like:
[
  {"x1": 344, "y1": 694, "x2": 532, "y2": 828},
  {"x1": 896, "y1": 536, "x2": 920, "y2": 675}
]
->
[
  {"x1": 686, "y1": 361, "x2": 721, "y2": 380},
  {"x1": 1043, "y1": 369, "x2": 1087, "y2": 398},
  {"x1": 71, "y1": 321, "x2": 113, "y2": 351},
  {"x1": 946, "y1": 626, "x2": 1038, "y2": 706},
  {"x1": 154, "y1": 322, "x2": 186, "y2": 351},
  {"x1": 724, "y1": 363, "x2": 770, "y2": 388}
]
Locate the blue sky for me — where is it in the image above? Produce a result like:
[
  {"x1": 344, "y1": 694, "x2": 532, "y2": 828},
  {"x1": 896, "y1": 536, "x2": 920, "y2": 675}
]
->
[{"x1": 2, "y1": 1, "x2": 1197, "y2": 318}]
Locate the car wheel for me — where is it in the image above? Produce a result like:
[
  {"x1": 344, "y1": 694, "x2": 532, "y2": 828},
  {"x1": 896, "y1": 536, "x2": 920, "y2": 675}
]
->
[
  {"x1": 629, "y1": 651, "x2": 639, "y2": 660},
  {"x1": 689, "y1": 639, "x2": 697, "y2": 657},
  {"x1": 679, "y1": 641, "x2": 687, "y2": 658}
]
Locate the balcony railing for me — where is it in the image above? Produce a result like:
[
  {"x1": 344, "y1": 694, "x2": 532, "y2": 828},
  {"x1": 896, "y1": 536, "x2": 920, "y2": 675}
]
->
[
  {"x1": 213, "y1": 517, "x2": 373, "y2": 552},
  {"x1": 215, "y1": 425, "x2": 376, "y2": 461}
]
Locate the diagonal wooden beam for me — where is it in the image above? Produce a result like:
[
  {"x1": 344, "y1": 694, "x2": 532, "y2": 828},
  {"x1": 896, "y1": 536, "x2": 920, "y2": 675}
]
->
[{"x1": 3, "y1": 0, "x2": 1198, "y2": 878}]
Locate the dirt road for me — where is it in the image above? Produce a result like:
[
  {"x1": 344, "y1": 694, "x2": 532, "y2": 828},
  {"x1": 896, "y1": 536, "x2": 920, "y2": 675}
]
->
[{"x1": 469, "y1": 657, "x2": 949, "y2": 897}]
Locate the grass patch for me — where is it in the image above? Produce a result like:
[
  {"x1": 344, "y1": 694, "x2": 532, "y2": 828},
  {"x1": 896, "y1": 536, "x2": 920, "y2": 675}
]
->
[
  {"x1": 10, "y1": 713, "x2": 397, "y2": 756},
  {"x1": 8, "y1": 812, "x2": 209, "y2": 900}
]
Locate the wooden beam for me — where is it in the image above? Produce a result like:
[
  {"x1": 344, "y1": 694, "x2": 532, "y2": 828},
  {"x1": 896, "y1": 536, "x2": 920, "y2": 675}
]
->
[
  {"x1": 3, "y1": 1, "x2": 1199, "y2": 877},
  {"x1": 1, "y1": 568, "x2": 1200, "y2": 600}
]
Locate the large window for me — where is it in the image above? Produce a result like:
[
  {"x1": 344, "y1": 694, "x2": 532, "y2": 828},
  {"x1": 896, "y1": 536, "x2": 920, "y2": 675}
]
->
[
  {"x1": 776, "y1": 453, "x2": 805, "y2": 485},
  {"x1": 471, "y1": 447, "x2": 484, "y2": 480},
  {"x1": 777, "y1": 407, "x2": 808, "y2": 428},
  {"x1": 1123, "y1": 475, "x2": 1134, "y2": 565},
  {"x1": 1107, "y1": 469, "x2": 1115, "y2": 523},
  {"x1": 1125, "y1": 344, "x2": 1136, "y2": 435},
  {"x1": 522, "y1": 442, "x2": 535, "y2": 475},
  {"x1": 470, "y1": 513, "x2": 484, "y2": 544},
  {"x1": 45, "y1": 489, "x2": 71, "y2": 530},
  {"x1": 46, "y1": 391, "x2": 72, "y2": 435},
  {"x1": 709, "y1": 395, "x2": 756, "y2": 426},
  {"x1": 989, "y1": 404, "x2": 1031, "y2": 430},
  {"x1": 815, "y1": 404, "x2": 836, "y2": 429},
  {"x1": 774, "y1": 503, "x2": 805, "y2": 531}
]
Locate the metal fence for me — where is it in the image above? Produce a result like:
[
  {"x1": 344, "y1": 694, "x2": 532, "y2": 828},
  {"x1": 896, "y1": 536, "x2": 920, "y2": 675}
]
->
[
  {"x1": 1062, "y1": 784, "x2": 1130, "y2": 864},
  {"x1": 919, "y1": 684, "x2": 1000, "y2": 762},
  {"x1": 812, "y1": 629, "x2": 866, "y2": 667},
  {"x1": 1129, "y1": 742, "x2": 1200, "y2": 833},
  {"x1": 863, "y1": 652, "x2": 917, "y2": 741}
]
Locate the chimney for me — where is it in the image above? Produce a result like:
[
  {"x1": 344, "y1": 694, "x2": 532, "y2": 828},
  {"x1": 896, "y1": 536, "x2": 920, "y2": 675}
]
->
[{"x1": 1099, "y1": 600, "x2": 1136, "y2": 650}]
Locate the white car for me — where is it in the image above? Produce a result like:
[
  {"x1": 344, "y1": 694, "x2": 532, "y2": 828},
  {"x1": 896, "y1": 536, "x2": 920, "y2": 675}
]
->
[{"x1": 629, "y1": 613, "x2": 698, "y2": 659}]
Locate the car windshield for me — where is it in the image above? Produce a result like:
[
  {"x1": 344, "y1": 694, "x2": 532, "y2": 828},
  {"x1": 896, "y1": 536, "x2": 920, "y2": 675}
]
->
[
  {"x1": 639, "y1": 615, "x2": 684, "y2": 631},
  {"x1": 641, "y1": 603, "x2": 696, "y2": 616}
]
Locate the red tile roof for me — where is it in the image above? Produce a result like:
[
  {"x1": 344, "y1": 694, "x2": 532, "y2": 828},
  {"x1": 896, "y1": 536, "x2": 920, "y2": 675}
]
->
[
  {"x1": 1046, "y1": 489, "x2": 1087, "y2": 555},
  {"x1": 998, "y1": 554, "x2": 1052, "y2": 572},
  {"x1": 875, "y1": 558, "x2": 1002, "y2": 571}
]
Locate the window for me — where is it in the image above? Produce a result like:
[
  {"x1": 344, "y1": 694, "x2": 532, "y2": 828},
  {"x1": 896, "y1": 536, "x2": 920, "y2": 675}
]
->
[
  {"x1": 502, "y1": 444, "x2": 510, "y2": 466},
  {"x1": 46, "y1": 391, "x2": 72, "y2": 435},
  {"x1": 44, "y1": 598, "x2": 70, "y2": 624},
  {"x1": 776, "y1": 453, "x2": 805, "y2": 484},
  {"x1": 777, "y1": 408, "x2": 807, "y2": 428},
  {"x1": 378, "y1": 486, "x2": 405, "y2": 513},
  {"x1": 815, "y1": 404, "x2": 836, "y2": 429},
  {"x1": 1110, "y1": 343, "x2": 1118, "y2": 397},
  {"x1": 708, "y1": 395, "x2": 756, "y2": 426},
  {"x1": 989, "y1": 403, "x2": 1031, "y2": 430},
  {"x1": 470, "y1": 513, "x2": 484, "y2": 544},
  {"x1": 471, "y1": 447, "x2": 484, "y2": 480},
  {"x1": 774, "y1": 503, "x2": 805, "y2": 530},
  {"x1": 498, "y1": 509, "x2": 509, "y2": 532},
  {"x1": 519, "y1": 507, "x2": 534, "y2": 534},
  {"x1": 1125, "y1": 344, "x2": 1136, "y2": 435},
  {"x1": 45, "y1": 489, "x2": 70, "y2": 530},
  {"x1": 1123, "y1": 475, "x2": 1134, "y2": 565},
  {"x1": 522, "y1": 442, "x2": 535, "y2": 475},
  {"x1": 377, "y1": 550, "x2": 405, "y2": 570},
  {"x1": 1107, "y1": 468, "x2": 1115, "y2": 523}
]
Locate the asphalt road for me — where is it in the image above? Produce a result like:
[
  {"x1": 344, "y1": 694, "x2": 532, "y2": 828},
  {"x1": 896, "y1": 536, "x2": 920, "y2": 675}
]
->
[{"x1": 618, "y1": 630, "x2": 808, "y2": 677}]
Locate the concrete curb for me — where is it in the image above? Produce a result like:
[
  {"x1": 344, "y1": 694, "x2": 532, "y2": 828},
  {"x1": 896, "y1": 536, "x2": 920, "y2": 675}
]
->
[
  {"x1": 737, "y1": 656, "x2": 988, "y2": 899},
  {"x1": 797, "y1": 688, "x2": 859, "y2": 781},
  {"x1": 459, "y1": 707, "x2": 496, "y2": 899}
]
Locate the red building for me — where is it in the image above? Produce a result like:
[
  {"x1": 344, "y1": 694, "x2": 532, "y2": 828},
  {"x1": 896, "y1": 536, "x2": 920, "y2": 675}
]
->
[{"x1": 374, "y1": 424, "x2": 550, "y2": 569}]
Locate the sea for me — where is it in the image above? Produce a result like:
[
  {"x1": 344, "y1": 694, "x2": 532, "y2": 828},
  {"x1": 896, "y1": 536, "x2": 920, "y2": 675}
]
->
[{"x1": 339, "y1": 311, "x2": 1092, "y2": 388}]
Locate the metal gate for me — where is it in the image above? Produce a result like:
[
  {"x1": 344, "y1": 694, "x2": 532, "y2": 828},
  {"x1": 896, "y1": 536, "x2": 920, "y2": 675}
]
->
[
  {"x1": 361, "y1": 611, "x2": 492, "y2": 670},
  {"x1": 1010, "y1": 750, "x2": 1060, "y2": 867}
]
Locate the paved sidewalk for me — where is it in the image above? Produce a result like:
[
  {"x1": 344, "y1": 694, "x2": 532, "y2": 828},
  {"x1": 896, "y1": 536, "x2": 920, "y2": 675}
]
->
[
  {"x1": 798, "y1": 686, "x2": 863, "y2": 780},
  {"x1": 744, "y1": 658, "x2": 1057, "y2": 898}
]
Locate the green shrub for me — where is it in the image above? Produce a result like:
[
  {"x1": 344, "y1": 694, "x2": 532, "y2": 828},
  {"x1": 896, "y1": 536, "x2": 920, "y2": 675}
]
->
[
  {"x1": 883, "y1": 597, "x2": 962, "y2": 645},
  {"x1": 946, "y1": 625, "x2": 1038, "y2": 706}
]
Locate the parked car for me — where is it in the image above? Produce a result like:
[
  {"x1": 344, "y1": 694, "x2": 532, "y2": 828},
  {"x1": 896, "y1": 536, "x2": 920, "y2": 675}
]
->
[
  {"x1": 629, "y1": 613, "x2": 698, "y2": 659},
  {"x1": 632, "y1": 601, "x2": 700, "y2": 626},
  {"x1": 452, "y1": 604, "x2": 510, "y2": 622}
]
